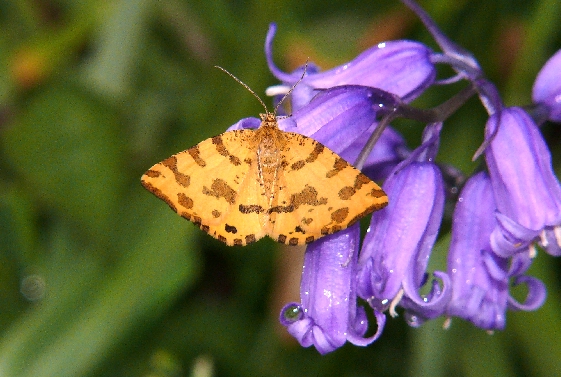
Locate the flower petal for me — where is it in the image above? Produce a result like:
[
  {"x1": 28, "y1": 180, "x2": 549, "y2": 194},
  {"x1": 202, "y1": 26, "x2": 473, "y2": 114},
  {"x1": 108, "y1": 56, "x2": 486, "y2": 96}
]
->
[
  {"x1": 288, "y1": 85, "x2": 399, "y2": 154},
  {"x1": 489, "y1": 212, "x2": 539, "y2": 258},
  {"x1": 507, "y1": 275, "x2": 547, "y2": 311},
  {"x1": 280, "y1": 225, "x2": 382, "y2": 354},
  {"x1": 532, "y1": 49, "x2": 561, "y2": 122},
  {"x1": 485, "y1": 107, "x2": 561, "y2": 254},
  {"x1": 357, "y1": 161, "x2": 445, "y2": 311},
  {"x1": 446, "y1": 172, "x2": 510, "y2": 330},
  {"x1": 303, "y1": 41, "x2": 436, "y2": 102},
  {"x1": 265, "y1": 23, "x2": 435, "y2": 110}
]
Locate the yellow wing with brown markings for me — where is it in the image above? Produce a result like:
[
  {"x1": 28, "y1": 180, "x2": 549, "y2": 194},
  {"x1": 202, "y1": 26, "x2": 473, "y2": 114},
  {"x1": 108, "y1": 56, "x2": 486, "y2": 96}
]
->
[
  {"x1": 269, "y1": 133, "x2": 388, "y2": 246},
  {"x1": 141, "y1": 129, "x2": 270, "y2": 246},
  {"x1": 142, "y1": 115, "x2": 388, "y2": 246}
]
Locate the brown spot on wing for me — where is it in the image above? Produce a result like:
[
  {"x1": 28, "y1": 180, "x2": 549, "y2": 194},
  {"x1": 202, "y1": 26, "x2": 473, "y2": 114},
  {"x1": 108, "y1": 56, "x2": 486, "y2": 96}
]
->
[
  {"x1": 239, "y1": 204, "x2": 265, "y2": 214},
  {"x1": 306, "y1": 143, "x2": 324, "y2": 163},
  {"x1": 177, "y1": 193, "x2": 194, "y2": 209},
  {"x1": 354, "y1": 173, "x2": 371, "y2": 190},
  {"x1": 213, "y1": 135, "x2": 243, "y2": 166},
  {"x1": 338, "y1": 186, "x2": 355, "y2": 200},
  {"x1": 161, "y1": 156, "x2": 191, "y2": 187},
  {"x1": 202, "y1": 178, "x2": 237, "y2": 204},
  {"x1": 331, "y1": 207, "x2": 349, "y2": 223},
  {"x1": 212, "y1": 136, "x2": 229, "y2": 157},
  {"x1": 212, "y1": 210, "x2": 221, "y2": 218},
  {"x1": 229, "y1": 155, "x2": 241, "y2": 165},
  {"x1": 225, "y1": 224, "x2": 237, "y2": 234},
  {"x1": 291, "y1": 185, "x2": 328, "y2": 209},
  {"x1": 269, "y1": 185, "x2": 327, "y2": 214},
  {"x1": 326, "y1": 157, "x2": 348, "y2": 178},
  {"x1": 269, "y1": 204, "x2": 295, "y2": 214},
  {"x1": 371, "y1": 188, "x2": 387, "y2": 198},
  {"x1": 338, "y1": 173, "x2": 376, "y2": 200},
  {"x1": 291, "y1": 160, "x2": 305, "y2": 171},
  {"x1": 188, "y1": 146, "x2": 206, "y2": 167},
  {"x1": 144, "y1": 170, "x2": 161, "y2": 178}
]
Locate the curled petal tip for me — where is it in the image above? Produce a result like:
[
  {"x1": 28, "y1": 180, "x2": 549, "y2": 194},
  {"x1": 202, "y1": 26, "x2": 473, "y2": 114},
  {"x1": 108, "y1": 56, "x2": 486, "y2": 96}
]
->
[{"x1": 533, "y1": 49, "x2": 561, "y2": 122}]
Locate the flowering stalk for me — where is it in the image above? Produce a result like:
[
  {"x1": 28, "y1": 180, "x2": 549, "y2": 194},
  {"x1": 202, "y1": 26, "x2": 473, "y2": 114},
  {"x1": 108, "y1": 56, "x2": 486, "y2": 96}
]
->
[
  {"x1": 234, "y1": 0, "x2": 561, "y2": 353},
  {"x1": 279, "y1": 225, "x2": 385, "y2": 354}
]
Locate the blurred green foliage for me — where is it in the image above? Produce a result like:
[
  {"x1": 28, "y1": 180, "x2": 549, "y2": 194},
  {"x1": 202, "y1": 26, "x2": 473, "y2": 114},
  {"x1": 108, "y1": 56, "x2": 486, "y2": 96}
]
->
[{"x1": 0, "y1": 0, "x2": 560, "y2": 376}]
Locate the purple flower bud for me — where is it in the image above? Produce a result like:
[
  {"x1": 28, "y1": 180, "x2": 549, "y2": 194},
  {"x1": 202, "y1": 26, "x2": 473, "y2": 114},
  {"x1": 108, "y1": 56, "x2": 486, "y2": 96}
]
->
[
  {"x1": 357, "y1": 159, "x2": 450, "y2": 317},
  {"x1": 284, "y1": 86, "x2": 400, "y2": 153},
  {"x1": 484, "y1": 107, "x2": 561, "y2": 256},
  {"x1": 280, "y1": 225, "x2": 385, "y2": 354},
  {"x1": 265, "y1": 23, "x2": 436, "y2": 111},
  {"x1": 532, "y1": 49, "x2": 561, "y2": 122},
  {"x1": 446, "y1": 172, "x2": 546, "y2": 330}
]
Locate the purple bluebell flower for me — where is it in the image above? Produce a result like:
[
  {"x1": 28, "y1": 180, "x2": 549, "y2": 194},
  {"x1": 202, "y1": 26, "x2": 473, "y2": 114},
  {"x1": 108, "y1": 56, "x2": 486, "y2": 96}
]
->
[
  {"x1": 281, "y1": 86, "x2": 400, "y2": 154},
  {"x1": 280, "y1": 225, "x2": 386, "y2": 354},
  {"x1": 533, "y1": 49, "x2": 561, "y2": 122},
  {"x1": 446, "y1": 172, "x2": 546, "y2": 330},
  {"x1": 265, "y1": 23, "x2": 436, "y2": 111},
  {"x1": 262, "y1": 0, "x2": 560, "y2": 351},
  {"x1": 484, "y1": 107, "x2": 561, "y2": 257},
  {"x1": 356, "y1": 124, "x2": 450, "y2": 320}
]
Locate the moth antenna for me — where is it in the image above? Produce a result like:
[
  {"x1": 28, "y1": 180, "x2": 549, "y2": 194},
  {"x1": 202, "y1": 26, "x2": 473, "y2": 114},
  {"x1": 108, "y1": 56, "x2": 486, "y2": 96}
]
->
[
  {"x1": 215, "y1": 66, "x2": 269, "y2": 114},
  {"x1": 273, "y1": 59, "x2": 309, "y2": 115}
]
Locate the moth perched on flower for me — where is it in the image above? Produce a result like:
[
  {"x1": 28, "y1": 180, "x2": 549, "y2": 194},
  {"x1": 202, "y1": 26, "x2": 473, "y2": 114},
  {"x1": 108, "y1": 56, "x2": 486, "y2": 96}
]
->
[
  {"x1": 142, "y1": 0, "x2": 561, "y2": 356},
  {"x1": 141, "y1": 70, "x2": 388, "y2": 246}
]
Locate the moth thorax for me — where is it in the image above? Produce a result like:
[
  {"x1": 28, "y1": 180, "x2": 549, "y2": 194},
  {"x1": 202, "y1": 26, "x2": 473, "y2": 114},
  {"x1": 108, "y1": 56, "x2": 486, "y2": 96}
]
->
[
  {"x1": 258, "y1": 136, "x2": 280, "y2": 167},
  {"x1": 257, "y1": 134, "x2": 281, "y2": 202}
]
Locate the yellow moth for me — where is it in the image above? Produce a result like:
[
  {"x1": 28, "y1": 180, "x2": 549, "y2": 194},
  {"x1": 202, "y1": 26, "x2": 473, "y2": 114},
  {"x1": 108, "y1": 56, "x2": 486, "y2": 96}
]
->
[{"x1": 141, "y1": 68, "x2": 388, "y2": 246}]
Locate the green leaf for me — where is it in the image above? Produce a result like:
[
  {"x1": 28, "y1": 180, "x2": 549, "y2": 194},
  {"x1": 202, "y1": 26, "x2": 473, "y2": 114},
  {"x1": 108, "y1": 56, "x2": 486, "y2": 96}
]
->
[{"x1": 2, "y1": 82, "x2": 122, "y2": 241}]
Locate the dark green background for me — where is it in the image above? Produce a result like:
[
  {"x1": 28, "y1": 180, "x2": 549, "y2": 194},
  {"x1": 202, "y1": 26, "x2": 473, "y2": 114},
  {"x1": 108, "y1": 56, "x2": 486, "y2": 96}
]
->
[{"x1": 0, "y1": 0, "x2": 560, "y2": 376}]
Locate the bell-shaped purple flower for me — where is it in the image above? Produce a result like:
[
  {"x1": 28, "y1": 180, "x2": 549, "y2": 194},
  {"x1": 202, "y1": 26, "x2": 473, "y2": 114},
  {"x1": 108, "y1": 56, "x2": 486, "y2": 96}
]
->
[
  {"x1": 265, "y1": 23, "x2": 436, "y2": 111},
  {"x1": 532, "y1": 49, "x2": 561, "y2": 122},
  {"x1": 280, "y1": 225, "x2": 386, "y2": 355},
  {"x1": 446, "y1": 172, "x2": 546, "y2": 330},
  {"x1": 356, "y1": 124, "x2": 450, "y2": 319},
  {"x1": 282, "y1": 86, "x2": 400, "y2": 154},
  {"x1": 484, "y1": 107, "x2": 561, "y2": 256}
]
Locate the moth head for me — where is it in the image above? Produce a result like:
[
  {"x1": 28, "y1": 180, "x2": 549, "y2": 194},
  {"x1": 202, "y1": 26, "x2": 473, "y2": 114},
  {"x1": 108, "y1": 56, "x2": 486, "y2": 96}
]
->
[{"x1": 215, "y1": 60, "x2": 310, "y2": 119}]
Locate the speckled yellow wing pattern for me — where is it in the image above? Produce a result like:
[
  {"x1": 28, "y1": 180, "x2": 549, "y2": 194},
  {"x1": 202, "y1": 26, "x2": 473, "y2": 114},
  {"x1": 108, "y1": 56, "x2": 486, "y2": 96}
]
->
[
  {"x1": 268, "y1": 132, "x2": 388, "y2": 245},
  {"x1": 141, "y1": 129, "x2": 269, "y2": 246},
  {"x1": 141, "y1": 113, "x2": 389, "y2": 246}
]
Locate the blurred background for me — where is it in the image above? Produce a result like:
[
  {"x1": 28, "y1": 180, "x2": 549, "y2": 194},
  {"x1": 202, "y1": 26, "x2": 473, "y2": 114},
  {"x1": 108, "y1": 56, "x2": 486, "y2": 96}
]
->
[{"x1": 1, "y1": 0, "x2": 560, "y2": 376}]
